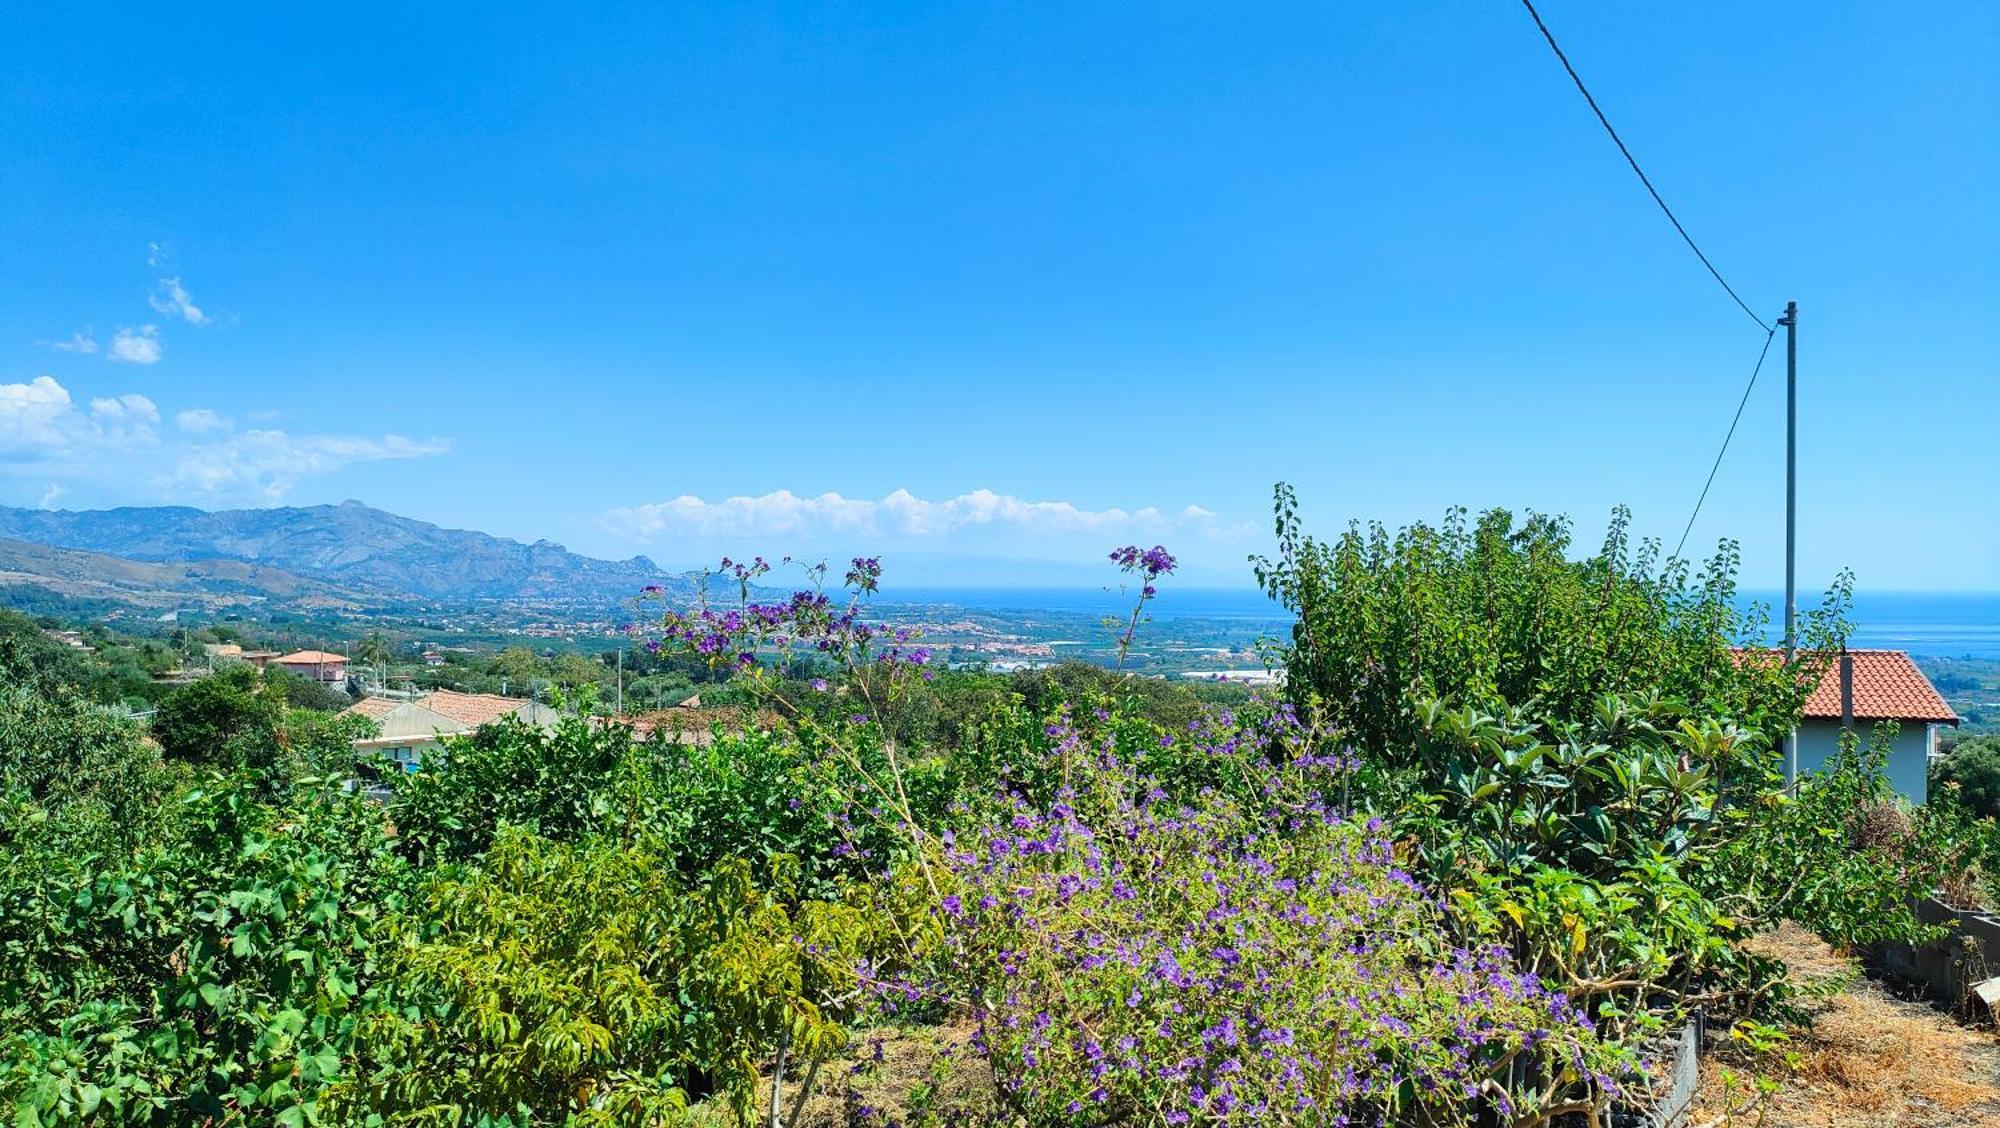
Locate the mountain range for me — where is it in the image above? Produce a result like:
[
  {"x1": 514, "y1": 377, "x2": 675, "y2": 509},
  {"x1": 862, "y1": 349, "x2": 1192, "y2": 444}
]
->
[{"x1": 0, "y1": 500, "x2": 688, "y2": 610}]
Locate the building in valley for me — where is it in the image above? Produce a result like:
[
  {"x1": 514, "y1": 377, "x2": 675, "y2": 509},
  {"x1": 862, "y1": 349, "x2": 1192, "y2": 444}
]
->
[
  {"x1": 272, "y1": 649, "x2": 349, "y2": 684},
  {"x1": 342, "y1": 688, "x2": 558, "y2": 774}
]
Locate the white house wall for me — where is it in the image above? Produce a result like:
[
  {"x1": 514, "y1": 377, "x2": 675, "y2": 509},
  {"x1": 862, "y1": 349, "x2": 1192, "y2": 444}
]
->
[{"x1": 1794, "y1": 719, "x2": 1932, "y2": 804}]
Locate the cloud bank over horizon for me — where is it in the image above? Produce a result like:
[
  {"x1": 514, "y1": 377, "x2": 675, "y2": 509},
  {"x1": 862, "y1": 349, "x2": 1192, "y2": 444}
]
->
[
  {"x1": 604, "y1": 488, "x2": 1247, "y2": 540},
  {"x1": 0, "y1": 374, "x2": 450, "y2": 506},
  {"x1": 597, "y1": 488, "x2": 1263, "y2": 582}
]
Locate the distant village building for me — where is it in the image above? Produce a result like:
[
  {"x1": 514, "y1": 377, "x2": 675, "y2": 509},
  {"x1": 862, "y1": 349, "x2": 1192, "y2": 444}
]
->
[
  {"x1": 44, "y1": 629, "x2": 93, "y2": 652},
  {"x1": 604, "y1": 697, "x2": 774, "y2": 747},
  {"x1": 272, "y1": 649, "x2": 349, "y2": 684},
  {"x1": 342, "y1": 689, "x2": 559, "y2": 774},
  {"x1": 1179, "y1": 668, "x2": 1286, "y2": 687}
]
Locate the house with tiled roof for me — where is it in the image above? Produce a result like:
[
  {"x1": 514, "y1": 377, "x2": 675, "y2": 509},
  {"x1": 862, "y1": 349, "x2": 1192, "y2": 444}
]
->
[
  {"x1": 1787, "y1": 650, "x2": 1957, "y2": 802},
  {"x1": 273, "y1": 649, "x2": 349, "y2": 684},
  {"x1": 341, "y1": 689, "x2": 558, "y2": 774}
]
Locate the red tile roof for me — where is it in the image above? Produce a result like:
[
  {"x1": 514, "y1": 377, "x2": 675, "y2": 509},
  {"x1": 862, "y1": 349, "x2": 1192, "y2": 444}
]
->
[
  {"x1": 342, "y1": 690, "x2": 536, "y2": 728},
  {"x1": 422, "y1": 689, "x2": 532, "y2": 727},
  {"x1": 275, "y1": 649, "x2": 347, "y2": 664},
  {"x1": 343, "y1": 696, "x2": 401, "y2": 721},
  {"x1": 1736, "y1": 648, "x2": 1957, "y2": 725},
  {"x1": 1801, "y1": 650, "x2": 1957, "y2": 724}
]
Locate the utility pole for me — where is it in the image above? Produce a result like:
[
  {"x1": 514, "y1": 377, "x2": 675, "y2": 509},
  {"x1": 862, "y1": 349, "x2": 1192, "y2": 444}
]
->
[
  {"x1": 616, "y1": 647, "x2": 624, "y2": 716},
  {"x1": 1782, "y1": 300, "x2": 1798, "y2": 663},
  {"x1": 1780, "y1": 300, "x2": 1799, "y2": 782}
]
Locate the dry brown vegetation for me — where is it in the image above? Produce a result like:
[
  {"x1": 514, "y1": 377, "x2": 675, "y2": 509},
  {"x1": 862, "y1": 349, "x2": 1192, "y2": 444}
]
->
[{"x1": 1694, "y1": 923, "x2": 2000, "y2": 1128}]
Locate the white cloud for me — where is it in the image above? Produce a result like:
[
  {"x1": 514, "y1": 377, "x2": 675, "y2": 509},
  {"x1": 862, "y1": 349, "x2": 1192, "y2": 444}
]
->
[
  {"x1": 38, "y1": 483, "x2": 64, "y2": 509},
  {"x1": 44, "y1": 329, "x2": 98, "y2": 354},
  {"x1": 146, "y1": 241, "x2": 167, "y2": 269},
  {"x1": 603, "y1": 488, "x2": 1228, "y2": 543},
  {"x1": 107, "y1": 325, "x2": 163, "y2": 364},
  {"x1": 169, "y1": 431, "x2": 453, "y2": 499},
  {"x1": 0, "y1": 376, "x2": 76, "y2": 451},
  {"x1": 175, "y1": 408, "x2": 229, "y2": 434},
  {"x1": 148, "y1": 277, "x2": 208, "y2": 325},
  {"x1": 91, "y1": 394, "x2": 160, "y2": 424},
  {"x1": 0, "y1": 375, "x2": 450, "y2": 503}
]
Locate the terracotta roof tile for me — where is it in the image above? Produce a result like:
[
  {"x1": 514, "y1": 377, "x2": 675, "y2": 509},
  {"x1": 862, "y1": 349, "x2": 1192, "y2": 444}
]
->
[
  {"x1": 1734, "y1": 648, "x2": 1956, "y2": 724},
  {"x1": 275, "y1": 650, "x2": 347, "y2": 664},
  {"x1": 422, "y1": 689, "x2": 531, "y2": 727},
  {"x1": 342, "y1": 696, "x2": 402, "y2": 720},
  {"x1": 1801, "y1": 650, "x2": 1957, "y2": 724}
]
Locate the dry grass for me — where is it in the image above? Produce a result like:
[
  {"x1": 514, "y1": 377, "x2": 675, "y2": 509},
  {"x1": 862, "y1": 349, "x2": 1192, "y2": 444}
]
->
[
  {"x1": 690, "y1": 1018, "x2": 996, "y2": 1128},
  {"x1": 1693, "y1": 922, "x2": 2000, "y2": 1128}
]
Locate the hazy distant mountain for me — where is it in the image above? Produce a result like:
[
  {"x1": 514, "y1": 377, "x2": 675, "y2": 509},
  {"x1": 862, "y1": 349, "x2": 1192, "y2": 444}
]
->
[
  {"x1": 0, "y1": 500, "x2": 683, "y2": 604},
  {"x1": 0, "y1": 536, "x2": 366, "y2": 612}
]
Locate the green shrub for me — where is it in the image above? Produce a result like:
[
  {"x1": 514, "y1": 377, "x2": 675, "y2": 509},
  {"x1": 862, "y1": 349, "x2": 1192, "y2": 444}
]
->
[
  {"x1": 1934, "y1": 733, "x2": 2000, "y2": 820},
  {"x1": 340, "y1": 832, "x2": 891, "y2": 1126},
  {"x1": 150, "y1": 666, "x2": 288, "y2": 771}
]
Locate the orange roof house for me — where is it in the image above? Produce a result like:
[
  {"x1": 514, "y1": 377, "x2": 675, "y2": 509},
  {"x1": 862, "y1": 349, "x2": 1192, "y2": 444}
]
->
[
  {"x1": 273, "y1": 649, "x2": 349, "y2": 683},
  {"x1": 340, "y1": 689, "x2": 558, "y2": 773},
  {"x1": 1738, "y1": 648, "x2": 1957, "y2": 803}
]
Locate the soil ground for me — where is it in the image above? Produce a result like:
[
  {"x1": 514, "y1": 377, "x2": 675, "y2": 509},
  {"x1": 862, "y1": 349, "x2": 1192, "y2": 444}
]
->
[{"x1": 1690, "y1": 922, "x2": 2000, "y2": 1128}]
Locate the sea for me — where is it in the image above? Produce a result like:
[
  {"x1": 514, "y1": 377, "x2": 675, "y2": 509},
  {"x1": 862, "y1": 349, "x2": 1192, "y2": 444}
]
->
[{"x1": 882, "y1": 587, "x2": 2000, "y2": 660}]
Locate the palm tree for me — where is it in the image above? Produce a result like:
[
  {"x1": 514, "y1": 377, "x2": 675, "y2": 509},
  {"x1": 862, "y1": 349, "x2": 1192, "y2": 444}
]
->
[{"x1": 354, "y1": 631, "x2": 391, "y2": 688}]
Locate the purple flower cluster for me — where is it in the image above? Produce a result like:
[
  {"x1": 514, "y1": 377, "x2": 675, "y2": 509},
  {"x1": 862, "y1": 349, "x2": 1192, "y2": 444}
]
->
[
  {"x1": 933, "y1": 705, "x2": 1617, "y2": 1124},
  {"x1": 645, "y1": 556, "x2": 931, "y2": 681},
  {"x1": 1110, "y1": 543, "x2": 1177, "y2": 599}
]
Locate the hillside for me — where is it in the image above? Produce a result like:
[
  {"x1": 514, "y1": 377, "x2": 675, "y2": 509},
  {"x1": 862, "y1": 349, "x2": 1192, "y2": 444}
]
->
[
  {"x1": 0, "y1": 500, "x2": 683, "y2": 605},
  {"x1": 0, "y1": 537, "x2": 367, "y2": 612}
]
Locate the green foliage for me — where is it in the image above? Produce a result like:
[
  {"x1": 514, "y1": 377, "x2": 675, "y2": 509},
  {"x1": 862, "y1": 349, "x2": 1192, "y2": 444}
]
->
[
  {"x1": 1934, "y1": 732, "x2": 2000, "y2": 819},
  {"x1": 1253, "y1": 489, "x2": 1841, "y2": 765},
  {"x1": 265, "y1": 667, "x2": 355, "y2": 712},
  {"x1": 385, "y1": 711, "x2": 654, "y2": 868},
  {"x1": 1711, "y1": 734, "x2": 1967, "y2": 945},
  {"x1": 151, "y1": 665, "x2": 289, "y2": 771},
  {"x1": 0, "y1": 610, "x2": 89, "y2": 691},
  {"x1": 343, "y1": 834, "x2": 886, "y2": 1126},
  {"x1": 1247, "y1": 489, "x2": 1909, "y2": 1040},
  {"x1": 0, "y1": 685, "x2": 179, "y2": 853},
  {"x1": 1, "y1": 778, "x2": 404, "y2": 1125}
]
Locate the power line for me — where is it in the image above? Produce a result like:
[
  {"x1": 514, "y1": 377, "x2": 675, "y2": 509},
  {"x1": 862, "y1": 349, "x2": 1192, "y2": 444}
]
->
[
  {"x1": 1672, "y1": 323, "x2": 1778, "y2": 561},
  {"x1": 1518, "y1": 0, "x2": 1767, "y2": 332}
]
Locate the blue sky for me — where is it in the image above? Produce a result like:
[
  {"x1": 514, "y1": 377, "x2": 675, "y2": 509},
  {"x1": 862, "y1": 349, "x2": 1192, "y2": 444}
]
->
[{"x1": 1, "y1": 2, "x2": 1993, "y2": 590}]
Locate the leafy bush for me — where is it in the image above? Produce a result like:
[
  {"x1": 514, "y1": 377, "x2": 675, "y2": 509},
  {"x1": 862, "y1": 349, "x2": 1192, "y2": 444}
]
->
[
  {"x1": 1252, "y1": 489, "x2": 1840, "y2": 765},
  {"x1": 932, "y1": 711, "x2": 1621, "y2": 1125},
  {"x1": 0, "y1": 685, "x2": 179, "y2": 853},
  {"x1": 1709, "y1": 734, "x2": 1973, "y2": 943},
  {"x1": 1246, "y1": 489, "x2": 1892, "y2": 1041},
  {"x1": 341, "y1": 832, "x2": 891, "y2": 1126},
  {"x1": 385, "y1": 710, "x2": 645, "y2": 868},
  {"x1": 150, "y1": 665, "x2": 289, "y2": 771},
  {"x1": 0, "y1": 610, "x2": 90, "y2": 691},
  {"x1": 1, "y1": 778, "x2": 402, "y2": 1125},
  {"x1": 1934, "y1": 733, "x2": 2000, "y2": 819}
]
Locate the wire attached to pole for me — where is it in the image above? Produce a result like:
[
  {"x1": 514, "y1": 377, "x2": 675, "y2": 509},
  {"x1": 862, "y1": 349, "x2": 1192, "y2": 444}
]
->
[
  {"x1": 1673, "y1": 323, "x2": 1778, "y2": 561},
  {"x1": 1518, "y1": 0, "x2": 1768, "y2": 333}
]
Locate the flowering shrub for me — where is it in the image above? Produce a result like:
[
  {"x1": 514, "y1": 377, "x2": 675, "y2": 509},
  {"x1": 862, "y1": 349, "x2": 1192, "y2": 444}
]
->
[{"x1": 933, "y1": 719, "x2": 1623, "y2": 1125}]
